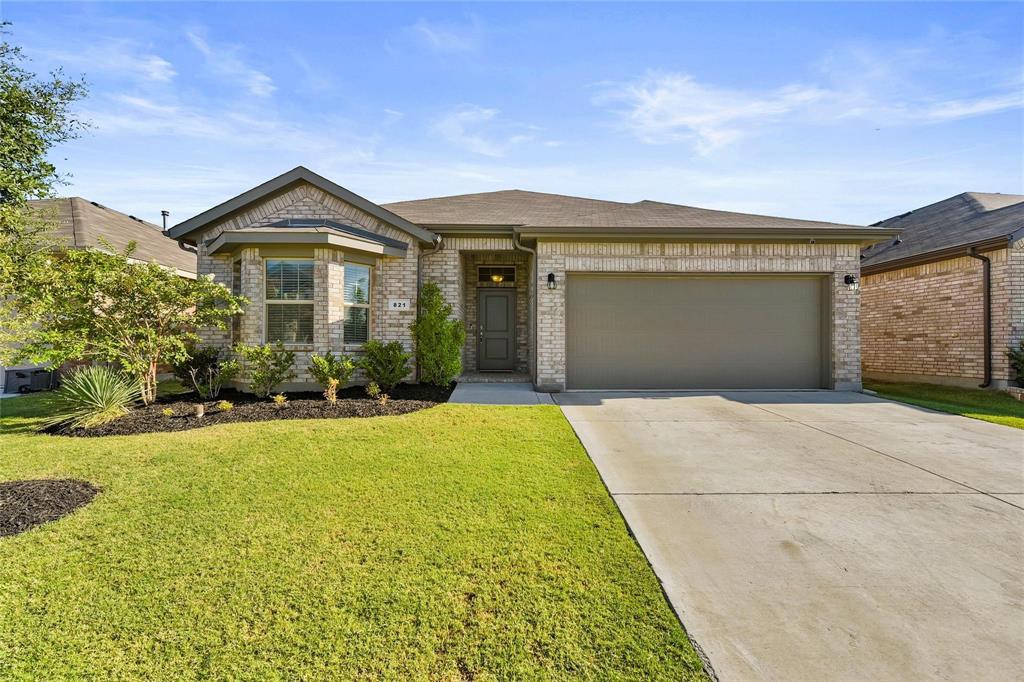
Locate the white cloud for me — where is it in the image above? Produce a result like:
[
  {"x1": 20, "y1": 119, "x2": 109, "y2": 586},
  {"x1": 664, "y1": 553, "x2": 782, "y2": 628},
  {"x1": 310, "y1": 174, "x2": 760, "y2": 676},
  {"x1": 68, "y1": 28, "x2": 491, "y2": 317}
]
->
[
  {"x1": 598, "y1": 32, "x2": 1024, "y2": 154},
  {"x1": 409, "y1": 16, "x2": 482, "y2": 53},
  {"x1": 433, "y1": 105, "x2": 536, "y2": 157},
  {"x1": 596, "y1": 73, "x2": 827, "y2": 155},
  {"x1": 186, "y1": 31, "x2": 275, "y2": 97},
  {"x1": 36, "y1": 42, "x2": 176, "y2": 82}
]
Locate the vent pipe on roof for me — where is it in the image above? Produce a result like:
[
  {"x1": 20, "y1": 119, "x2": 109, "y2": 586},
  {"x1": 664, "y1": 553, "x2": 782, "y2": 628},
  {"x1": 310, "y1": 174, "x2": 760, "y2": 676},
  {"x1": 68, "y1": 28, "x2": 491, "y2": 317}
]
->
[{"x1": 161, "y1": 210, "x2": 170, "y2": 231}]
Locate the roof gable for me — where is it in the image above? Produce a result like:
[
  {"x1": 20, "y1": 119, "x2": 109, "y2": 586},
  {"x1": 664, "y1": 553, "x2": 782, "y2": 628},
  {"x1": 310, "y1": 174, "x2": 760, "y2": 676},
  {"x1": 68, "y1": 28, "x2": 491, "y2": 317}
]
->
[{"x1": 168, "y1": 167, "x2": 437, "y2": 244}]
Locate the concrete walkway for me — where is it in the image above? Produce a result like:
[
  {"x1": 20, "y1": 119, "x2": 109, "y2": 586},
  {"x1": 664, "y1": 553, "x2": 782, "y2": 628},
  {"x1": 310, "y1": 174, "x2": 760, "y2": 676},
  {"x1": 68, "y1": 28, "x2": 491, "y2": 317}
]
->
[
  {"x1": 449, "y1": 382, "x2": 554, "y2": 405},
  {"x1": 556, "y1": 390, "x2": 1024, "y2": 681}
]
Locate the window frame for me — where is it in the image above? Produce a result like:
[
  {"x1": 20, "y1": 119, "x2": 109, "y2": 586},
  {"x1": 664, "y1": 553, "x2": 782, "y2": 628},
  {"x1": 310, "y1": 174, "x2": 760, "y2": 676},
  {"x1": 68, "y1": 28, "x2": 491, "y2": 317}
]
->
[
  {"x1": 263, "y1": 257, "x2": 315, "y2": 346},
  {"x1": 343, "y1": 261, "x2": 372, "y2": 348}
]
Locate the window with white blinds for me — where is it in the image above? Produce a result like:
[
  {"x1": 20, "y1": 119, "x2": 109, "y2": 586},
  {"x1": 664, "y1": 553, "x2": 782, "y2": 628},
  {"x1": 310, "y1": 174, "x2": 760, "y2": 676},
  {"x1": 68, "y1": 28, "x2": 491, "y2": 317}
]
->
[
  {"x1": 343, "y1": 263, "x2": 371, "y2": 344},
  {"x1": 265, "y1": 259, "x2": 314, "y2": 344}
]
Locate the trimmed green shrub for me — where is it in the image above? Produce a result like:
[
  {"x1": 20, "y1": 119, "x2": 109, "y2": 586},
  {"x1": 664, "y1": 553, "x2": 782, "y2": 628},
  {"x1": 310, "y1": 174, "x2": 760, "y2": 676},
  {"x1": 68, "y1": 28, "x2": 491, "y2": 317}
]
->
[
  {"x1": 360, "y1": 340, "x2": 411, "y2": 392},
  {"x1": 42, "y1": 365, "x2": 141, "y2": 430},
  {"x1": 309, "y1": 352, "x2": 356, "y2": 392},
  {"x1": 173, "y1": 345, "x2": 240, "y2": 398},
  {"x1": 1008, "y1": 340, "x2": 1024, "y2": 387},
  {"x1": 236, "y1": 343, "x2": 296, "y2": 398},
  {"x1": 410, "y1": 281, "x2": 466, "y2": 386}
]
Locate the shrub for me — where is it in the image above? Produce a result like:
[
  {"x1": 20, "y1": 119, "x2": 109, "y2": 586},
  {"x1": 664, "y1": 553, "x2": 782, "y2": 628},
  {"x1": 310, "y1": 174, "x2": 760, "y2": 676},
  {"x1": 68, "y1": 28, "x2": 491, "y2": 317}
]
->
[
  {"x1": 309, "y1": 352, "x2": 356, "y2": 393},
  {"x1": 360, "y1": 340, "x2": 411, "y2": 392},
  {"x1": 1008, "y1": 340, "x2": 1024, "y2": 386},
  {"x1": 42, "y1": 365, "x2": 140, "y2": 430},
  {"x1": 236, "y1": 343, "x2": 296, "y2": 398},
  {"x1": 216, "y1": 400, "x2": 233, "y2": 411},
  {"x1": 410, "y1": 281, "x2": 466, "y2": 386},
  {"x1": 272, "y1": 393, "x2": 288, "y2": 407},
  {"x1": 365, "y1": 381, "x2": 381, "y2": 400},
  {"x1": 173, "y1": 345, "x2": 240, "y2": 399},
  {"x1": 324, "y1": 378, "x2": 339, "y2": 404},
  {"x1": 162, "y1": 407, "x2": 174, "y2": 418}
]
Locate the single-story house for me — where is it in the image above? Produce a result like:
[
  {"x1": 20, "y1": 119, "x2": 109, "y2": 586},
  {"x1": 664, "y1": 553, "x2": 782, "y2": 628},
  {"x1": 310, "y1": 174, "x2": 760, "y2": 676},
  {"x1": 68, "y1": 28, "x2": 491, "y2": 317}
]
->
[
  {"x1": 167, "y1": 166, "x2": 896, "y2": 392},
  {"x1": 1, "y1": 198, "x2": 197, "y2": 393},
  {"x1": 861, "y1": 192, "x2": 1024, "y2": 389}
]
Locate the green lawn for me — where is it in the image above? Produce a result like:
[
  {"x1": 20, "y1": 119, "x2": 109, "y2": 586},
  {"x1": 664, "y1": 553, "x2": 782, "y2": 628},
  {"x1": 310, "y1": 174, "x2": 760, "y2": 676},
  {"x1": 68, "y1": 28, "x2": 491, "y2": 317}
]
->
[
  {"x1": 0, "y1": 394, "x2": 706, "y2": 681},
  {"x1": 865, "y1": 380, "x2": 1024, "y2": 429}
]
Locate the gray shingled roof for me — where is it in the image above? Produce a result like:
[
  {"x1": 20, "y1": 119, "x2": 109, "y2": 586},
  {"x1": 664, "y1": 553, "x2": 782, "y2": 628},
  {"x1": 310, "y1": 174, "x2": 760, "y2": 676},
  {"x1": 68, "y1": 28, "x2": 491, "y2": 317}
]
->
[
  {"x1": 861, "y1": 192, "x2": 1024, "y2": 270},
  {"x1": 381, "y1": 189, "x2": 872, "y2": 231},
  {"x1": 28, "y1": 198, "x2": 197, "y2": 275}
]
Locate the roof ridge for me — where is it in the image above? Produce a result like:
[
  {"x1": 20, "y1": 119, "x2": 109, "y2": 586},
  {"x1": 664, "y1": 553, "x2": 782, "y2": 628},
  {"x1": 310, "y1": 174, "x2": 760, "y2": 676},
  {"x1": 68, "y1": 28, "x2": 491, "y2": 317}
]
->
[{"x1": 383, "y1": 188, "x2": 632, "y2": 207}]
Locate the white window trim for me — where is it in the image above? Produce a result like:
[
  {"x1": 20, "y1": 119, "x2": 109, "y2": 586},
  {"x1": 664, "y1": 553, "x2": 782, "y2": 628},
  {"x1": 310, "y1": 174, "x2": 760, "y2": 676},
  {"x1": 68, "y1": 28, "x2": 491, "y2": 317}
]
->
[
  {"x1": 343, "y1": 262, "x2": 372, "y2": 348},
  {"x1": 264, "y1": 257, "x2": 315, "y2": 347}
]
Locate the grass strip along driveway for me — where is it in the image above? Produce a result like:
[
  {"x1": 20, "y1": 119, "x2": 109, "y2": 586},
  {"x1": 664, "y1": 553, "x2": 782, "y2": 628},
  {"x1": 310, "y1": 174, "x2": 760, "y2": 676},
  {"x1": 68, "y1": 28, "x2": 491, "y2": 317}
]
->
[
  {"x1": 0, "y1": 395, "x2": 705, "y2": 680},
  {"x1": 866, "y1": 380, "x2": 1024, "y2": 429}
]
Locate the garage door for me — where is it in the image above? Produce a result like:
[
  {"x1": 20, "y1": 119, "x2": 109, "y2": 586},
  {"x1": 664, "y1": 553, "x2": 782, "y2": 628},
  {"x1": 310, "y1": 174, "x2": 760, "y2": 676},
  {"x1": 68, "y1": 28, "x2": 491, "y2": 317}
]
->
[{"x1": 566, "y1": 274, "x2": 829, "y2": 389}]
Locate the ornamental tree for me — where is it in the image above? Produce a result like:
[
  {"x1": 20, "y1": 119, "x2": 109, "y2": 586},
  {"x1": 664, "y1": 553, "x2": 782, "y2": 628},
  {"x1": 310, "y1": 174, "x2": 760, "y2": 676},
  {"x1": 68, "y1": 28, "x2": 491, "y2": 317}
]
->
[
  {"x1": 7, "y1": 242, "x2": 247, "y2": 404},
  {"x1": 0, "y1": 24, "x2": 88, "y2": 346}
]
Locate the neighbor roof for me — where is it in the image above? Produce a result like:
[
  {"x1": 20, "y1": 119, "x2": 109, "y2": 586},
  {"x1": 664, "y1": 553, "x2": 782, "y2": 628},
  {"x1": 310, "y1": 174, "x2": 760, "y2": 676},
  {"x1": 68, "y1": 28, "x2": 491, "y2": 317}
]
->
[
  {"x1": 168, "y1": 166, "x2": 437, "y2": 244},
  {"x1": 861, "y1": 192, "x2": 1024, "y2": 271},
  {"x1": 382, "y1": 189, "x2": 885, "y2": 235},
  {"x1": 28, "y1": 198, "x2": 197, "y2": 276}
]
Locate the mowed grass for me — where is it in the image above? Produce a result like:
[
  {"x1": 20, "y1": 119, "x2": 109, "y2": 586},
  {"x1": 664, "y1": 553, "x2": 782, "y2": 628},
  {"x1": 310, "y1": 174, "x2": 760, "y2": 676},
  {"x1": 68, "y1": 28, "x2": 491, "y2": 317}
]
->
[
  {"x1": 0, "y1": 394, "x2": 706, "y2": 681},
  {"x1": 865, "y1": 380, "x2": 1024, "y2": 429}
]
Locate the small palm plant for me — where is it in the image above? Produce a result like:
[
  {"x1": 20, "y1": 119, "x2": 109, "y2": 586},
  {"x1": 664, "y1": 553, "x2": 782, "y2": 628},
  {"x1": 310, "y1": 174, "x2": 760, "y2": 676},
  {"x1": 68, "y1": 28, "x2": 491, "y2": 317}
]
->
[{"x1": 42, "y1": 365, "x2": 141, "y2": 430}]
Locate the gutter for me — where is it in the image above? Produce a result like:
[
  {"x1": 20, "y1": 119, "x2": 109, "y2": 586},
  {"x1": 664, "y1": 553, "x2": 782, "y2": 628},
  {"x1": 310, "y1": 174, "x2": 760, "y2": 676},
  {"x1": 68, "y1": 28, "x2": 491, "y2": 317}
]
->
[
  {"x1": 512, "y1": 233, "x2": 538, "y2": 384},
  {"x1": 967, "y1": 247, "x2": 992, "y2": 388},
  {"x1": 862, "y1": 235, "x2": 1010, "y2": 275}
]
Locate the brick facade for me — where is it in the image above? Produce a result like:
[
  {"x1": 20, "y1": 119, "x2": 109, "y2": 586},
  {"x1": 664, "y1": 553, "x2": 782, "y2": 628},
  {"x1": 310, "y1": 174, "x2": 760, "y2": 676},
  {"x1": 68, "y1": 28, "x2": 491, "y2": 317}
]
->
[
  {"x1": 862, "y1": 245, "x2": 1022, "y2": 387},
  {"x1": 534, "y1": 241, "x2": 863, "y2": 391},
  {"x1": 196, "y1": 183, "x2": 419, "y2": 388}
]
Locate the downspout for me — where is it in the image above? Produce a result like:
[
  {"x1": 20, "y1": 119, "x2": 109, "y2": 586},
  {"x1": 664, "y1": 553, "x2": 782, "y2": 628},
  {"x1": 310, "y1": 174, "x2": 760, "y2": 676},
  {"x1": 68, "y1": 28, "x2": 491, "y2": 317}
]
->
[
  {"x1": 415, "y1": 235, "x2": 444, "y2": 381},
  {"x1": 512, "y1": 232, "x2": 538, "y2": 385},
  {"x1": 967, "y1": 247, "x2": 992, "y2": 388}
]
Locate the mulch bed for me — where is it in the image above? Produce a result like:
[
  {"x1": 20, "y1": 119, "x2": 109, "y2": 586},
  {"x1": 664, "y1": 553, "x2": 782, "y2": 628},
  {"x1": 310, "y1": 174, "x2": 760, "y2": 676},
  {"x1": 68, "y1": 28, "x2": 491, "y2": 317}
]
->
[
  {"x1": 47, "y1": 383, "x2": 455, "y2": 438},
  {"x1": 0, "y1": 479, "x2": 100, "y2": 538}
]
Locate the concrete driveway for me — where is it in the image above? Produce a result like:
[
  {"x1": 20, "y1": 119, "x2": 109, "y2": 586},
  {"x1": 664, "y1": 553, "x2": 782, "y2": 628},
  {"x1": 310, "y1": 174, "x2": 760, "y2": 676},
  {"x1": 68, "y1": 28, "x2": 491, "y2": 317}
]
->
[{"x1": 555, "y1": 391, "x2": 1024, "y2": 681}]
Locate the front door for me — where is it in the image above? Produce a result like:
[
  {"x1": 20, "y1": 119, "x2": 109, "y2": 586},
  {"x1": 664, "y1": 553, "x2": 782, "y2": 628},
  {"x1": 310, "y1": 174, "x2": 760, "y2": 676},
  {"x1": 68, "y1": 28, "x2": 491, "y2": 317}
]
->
[{"x1": 477, "y1": 289, "x2": 516, "y2": 371}]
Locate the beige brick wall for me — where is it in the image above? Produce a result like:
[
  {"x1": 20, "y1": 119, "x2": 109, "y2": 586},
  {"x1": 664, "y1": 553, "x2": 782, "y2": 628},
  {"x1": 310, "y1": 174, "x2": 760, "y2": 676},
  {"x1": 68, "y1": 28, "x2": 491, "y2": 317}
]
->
[
  {"x1": 862, "y1": 246, "x2": 1021, "y2": 387},
  {"x1": 195, "y1": 182, "x2": 419, "y2": 388},
  {"x1": 534, "y1": 241, "x2": 863, "y2": 391}
]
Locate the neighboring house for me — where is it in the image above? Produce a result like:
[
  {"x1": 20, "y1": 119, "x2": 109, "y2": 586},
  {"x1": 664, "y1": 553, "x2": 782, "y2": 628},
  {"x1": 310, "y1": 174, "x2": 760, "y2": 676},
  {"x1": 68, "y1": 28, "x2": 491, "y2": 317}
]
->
[
  {"x1": 861, "y1": 192, "x2": 1024, "y2": 389},
  {"x1": 1, "y1": 198, "x2": 198, "y2": 393},
  {"x1": 167, "y1": 166, "x2": 896, "y2": 392}
]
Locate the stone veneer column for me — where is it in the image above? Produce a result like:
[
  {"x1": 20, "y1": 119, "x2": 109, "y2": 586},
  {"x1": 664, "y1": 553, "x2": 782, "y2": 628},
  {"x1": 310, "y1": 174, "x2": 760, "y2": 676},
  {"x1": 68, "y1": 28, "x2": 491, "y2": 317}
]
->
[
  {"x1": 314, "y1": 248, "x2": 345, "y2": 353},
  {"x1": 239, "y1": 247, "x2": 264, "y2": 346}
]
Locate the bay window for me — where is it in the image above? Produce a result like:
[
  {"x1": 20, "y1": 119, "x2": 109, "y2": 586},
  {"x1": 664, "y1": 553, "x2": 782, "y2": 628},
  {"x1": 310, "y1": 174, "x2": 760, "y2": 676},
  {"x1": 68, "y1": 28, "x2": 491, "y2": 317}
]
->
[
  {"x1": 343, "y1": 262, "x2": 371, "y2": 344},
  {"x1": 265, "y1": 259, "x2": 314, "y2": 345}
]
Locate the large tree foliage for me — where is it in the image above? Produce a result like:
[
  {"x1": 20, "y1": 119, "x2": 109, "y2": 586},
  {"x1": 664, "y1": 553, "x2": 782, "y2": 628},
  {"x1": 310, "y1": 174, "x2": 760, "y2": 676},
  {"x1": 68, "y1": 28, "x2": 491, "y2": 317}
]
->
[
  {"x1": 9, "y1": 243, "x2": 247, "y2": 404},
  {"x1": 0, "y1": 23, "x2": 88, "y2": 342}
]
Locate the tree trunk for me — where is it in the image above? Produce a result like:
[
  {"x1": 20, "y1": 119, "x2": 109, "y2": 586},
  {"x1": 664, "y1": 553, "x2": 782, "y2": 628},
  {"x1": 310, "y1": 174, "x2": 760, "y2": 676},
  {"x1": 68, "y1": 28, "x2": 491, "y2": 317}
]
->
[{"x1": 140, "y1": 358, "x2": 158, "y2": 405}]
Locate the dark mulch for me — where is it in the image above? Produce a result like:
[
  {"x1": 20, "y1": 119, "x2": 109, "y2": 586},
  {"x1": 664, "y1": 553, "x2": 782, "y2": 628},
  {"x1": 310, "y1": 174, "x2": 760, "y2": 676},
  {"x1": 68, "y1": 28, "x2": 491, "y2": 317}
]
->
[
  {"x1": 48, "y1": 383, "x2": 455, "y2": 438},
  {"x1": 0, "y1": 479, "x2": 100, "y2": 538}
]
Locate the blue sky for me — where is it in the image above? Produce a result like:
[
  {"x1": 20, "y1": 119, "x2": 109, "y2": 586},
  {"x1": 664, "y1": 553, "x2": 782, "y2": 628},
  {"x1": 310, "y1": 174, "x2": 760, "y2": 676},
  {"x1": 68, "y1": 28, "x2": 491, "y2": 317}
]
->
[{"x1": 5, "y1": 1, "x2": 1023, "y2": 226}]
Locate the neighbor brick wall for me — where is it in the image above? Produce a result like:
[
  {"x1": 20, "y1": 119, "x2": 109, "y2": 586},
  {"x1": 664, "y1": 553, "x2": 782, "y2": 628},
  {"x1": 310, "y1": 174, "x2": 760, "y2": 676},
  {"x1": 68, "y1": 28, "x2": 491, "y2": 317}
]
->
[
  {"x1": 534, "y1": 241, "x2": 862, "y2": 391},
  {"x1": 861, "y1": 247, "x2": 1019, "y2": 386}
]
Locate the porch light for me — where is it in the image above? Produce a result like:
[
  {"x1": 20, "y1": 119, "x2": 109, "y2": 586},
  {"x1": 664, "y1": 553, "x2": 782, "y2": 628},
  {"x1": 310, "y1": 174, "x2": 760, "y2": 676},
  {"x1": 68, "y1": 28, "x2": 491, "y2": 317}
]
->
[
  {"x1": 490, "y1": 273, "x2": 505, "y2": 283},
  {"x1": 844, "y1": 274, "x2": 859, "y2": 291},
  {"x1": 547, "y1": 273, "x2": 557, "y2": 290}
]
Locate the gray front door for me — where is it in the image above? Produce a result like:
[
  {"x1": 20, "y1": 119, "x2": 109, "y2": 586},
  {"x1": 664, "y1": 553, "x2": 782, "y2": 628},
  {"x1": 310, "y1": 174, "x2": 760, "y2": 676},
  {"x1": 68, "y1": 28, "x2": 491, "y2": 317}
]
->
[{"x1": 477, "y1": 289, "x2": 516, "y2": 371}]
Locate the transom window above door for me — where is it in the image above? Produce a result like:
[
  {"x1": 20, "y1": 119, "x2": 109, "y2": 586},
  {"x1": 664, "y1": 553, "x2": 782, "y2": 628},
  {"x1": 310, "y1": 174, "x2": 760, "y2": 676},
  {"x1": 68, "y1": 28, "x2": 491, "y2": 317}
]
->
[{"x1": 478, "y1": 266, "x2": 516, "y2": 284}]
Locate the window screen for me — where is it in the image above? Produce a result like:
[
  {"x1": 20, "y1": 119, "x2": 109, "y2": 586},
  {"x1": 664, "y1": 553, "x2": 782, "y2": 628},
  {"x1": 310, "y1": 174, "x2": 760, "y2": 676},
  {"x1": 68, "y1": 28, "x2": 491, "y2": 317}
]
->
[{"x1": 265, "y1": 259, "x2": 314, "y2": 344}]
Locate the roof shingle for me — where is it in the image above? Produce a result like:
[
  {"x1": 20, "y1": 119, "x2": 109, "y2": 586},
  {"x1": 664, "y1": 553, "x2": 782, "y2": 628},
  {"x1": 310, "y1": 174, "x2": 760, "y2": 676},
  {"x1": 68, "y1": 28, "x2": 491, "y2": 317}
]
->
[
  {"x1": 861, "y1": 192, "x2": 1024, "y2": 269},
  {"x1": 28, "y1": 198, "x2": 197, "y2": 275}
]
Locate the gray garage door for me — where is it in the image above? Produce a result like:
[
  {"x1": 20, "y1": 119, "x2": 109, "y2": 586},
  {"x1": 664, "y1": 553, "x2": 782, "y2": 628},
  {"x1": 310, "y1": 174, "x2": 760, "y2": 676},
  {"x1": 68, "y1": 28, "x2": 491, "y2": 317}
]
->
[{"x1": 566, "y1": 274, "x2": 830, "y2": 390}]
